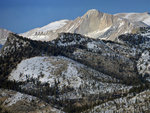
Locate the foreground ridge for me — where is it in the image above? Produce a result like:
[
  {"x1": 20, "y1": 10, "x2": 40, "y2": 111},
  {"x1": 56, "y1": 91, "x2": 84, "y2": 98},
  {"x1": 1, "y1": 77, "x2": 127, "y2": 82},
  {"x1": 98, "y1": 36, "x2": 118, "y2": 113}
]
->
[{"x1": 0, "y1": 32, "x2": 150, "y2": 112}]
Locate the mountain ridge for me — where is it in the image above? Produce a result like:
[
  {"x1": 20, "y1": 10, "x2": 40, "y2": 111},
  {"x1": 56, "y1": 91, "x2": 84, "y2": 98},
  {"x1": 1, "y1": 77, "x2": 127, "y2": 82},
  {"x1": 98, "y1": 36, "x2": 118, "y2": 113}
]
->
[
  {"x1": 0, "y1": 31, "x2": 150, "y2": 112},
  {"x1": 20, "y1": 9, "x2": 150, "y2": 42},
  {"x1": 115, "y1": 12, "x2": 150, "y2": 26}
]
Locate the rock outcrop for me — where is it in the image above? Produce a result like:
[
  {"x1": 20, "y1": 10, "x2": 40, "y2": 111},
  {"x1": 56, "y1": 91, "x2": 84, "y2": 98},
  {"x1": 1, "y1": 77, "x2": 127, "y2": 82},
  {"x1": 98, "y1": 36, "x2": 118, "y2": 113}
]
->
[{"x1": 0, "y1": 28, "x2": 12, "y2": 45}]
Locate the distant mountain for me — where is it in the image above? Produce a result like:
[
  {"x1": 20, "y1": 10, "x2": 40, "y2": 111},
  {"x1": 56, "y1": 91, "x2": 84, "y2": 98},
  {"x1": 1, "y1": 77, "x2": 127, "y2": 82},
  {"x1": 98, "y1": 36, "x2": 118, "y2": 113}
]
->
[
  {"x1": 20, "y1": 9, "x2": 148, "y2": 42},
  {"x1": 0, "y1": 28, "x2": 12, "y2": 45},
  {"x1": 20, "y1": 20, "x2": 70, "y2": 41},
  {"x1": 115, "y1": 12, "x2": 150, "y2": 26},
  {"x1": 63, "y1": 9, "x2": 147, "y2": 41}
]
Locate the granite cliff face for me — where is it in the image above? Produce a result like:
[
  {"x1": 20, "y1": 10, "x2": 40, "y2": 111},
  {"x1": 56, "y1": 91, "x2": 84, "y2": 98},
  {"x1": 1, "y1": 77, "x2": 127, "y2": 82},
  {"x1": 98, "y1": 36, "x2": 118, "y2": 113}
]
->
[
  {"x1": 20, "y1": 9, "x2": 149, "y2": 42},
  {"x1": 63, "y1": 9, "x2": 147, "y2": 41}
]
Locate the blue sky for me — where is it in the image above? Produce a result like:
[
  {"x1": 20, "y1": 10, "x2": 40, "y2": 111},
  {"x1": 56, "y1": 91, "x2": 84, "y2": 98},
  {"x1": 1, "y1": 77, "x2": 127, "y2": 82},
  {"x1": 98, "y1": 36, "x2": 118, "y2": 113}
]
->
[{"x1": 0, "y1": 0, "x2": 150, "y2": 33}]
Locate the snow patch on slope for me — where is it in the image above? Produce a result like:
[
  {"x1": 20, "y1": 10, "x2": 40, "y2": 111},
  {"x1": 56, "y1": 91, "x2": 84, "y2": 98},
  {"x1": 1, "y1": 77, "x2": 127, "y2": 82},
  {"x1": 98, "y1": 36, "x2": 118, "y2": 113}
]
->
[
  {"x1": 4, "y1": 92, "x2": 36, "y2": 106},
  {"x1": 9, "y1": 56, "x2": 84, "y2": 88},
  {"x1": 90, "y1": 90, "x2": 150, "y2": 113},
  {"x1": 116, "y1": 12, "x2": 150, "y2": 26},
  {"x1": 20, "y1": 20, "x2": 69, "y2": 41},
  {"x1": 86, "y1": 26, "x2": 111, "y2": 38},
  {"x1": 137, "y1": 50, "x2": 150, "y2": 81},
  {"x1": 8, "y1": 56, "x2": 131, "y2": 94},
  {"x1": 87, "y1": 42, "x2": 98, "y2": 49},
  {"x1": 143, "y1": 18, "x2": 150, "y2": 26},
  {"x1": 38, "y1": 20, "x2": 69, "y2": 32}
]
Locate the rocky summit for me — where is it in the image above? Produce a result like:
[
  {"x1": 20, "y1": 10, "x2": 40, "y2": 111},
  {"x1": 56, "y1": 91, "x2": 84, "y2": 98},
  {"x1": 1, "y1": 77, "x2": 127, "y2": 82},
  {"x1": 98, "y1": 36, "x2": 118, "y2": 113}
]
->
[
  {"x1": 20, "y1": 9, "x2": 150, "y2": 42},
  {"x1": 0, "y1": 9, "x2": 150, "y2": 113}
]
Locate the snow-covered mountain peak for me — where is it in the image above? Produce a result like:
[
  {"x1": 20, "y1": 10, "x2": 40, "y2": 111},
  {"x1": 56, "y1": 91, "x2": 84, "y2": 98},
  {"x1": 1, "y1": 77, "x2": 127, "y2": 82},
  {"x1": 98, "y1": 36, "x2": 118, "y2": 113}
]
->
[
  {"x1": 115, "y1": 12, "x2": 150, "y2": 26},
  {"x1": 19, "y1": 9, "x2": 150, "y2": 42},
  {"x1": 20, "y1": 19, "x2": 70, "y2": 41},
  {"x1": 37, "y1": 19, "x2": 69, "y2": 33},
  {"x1": 87, "y1": 9, "x2": 99, "y2": 12},
  {"x1": 84, "y1": 9, "x2": 101, "y2": 15},
  {"x1": 83, "y1": 9, "x2": 111, "y2": 19}
]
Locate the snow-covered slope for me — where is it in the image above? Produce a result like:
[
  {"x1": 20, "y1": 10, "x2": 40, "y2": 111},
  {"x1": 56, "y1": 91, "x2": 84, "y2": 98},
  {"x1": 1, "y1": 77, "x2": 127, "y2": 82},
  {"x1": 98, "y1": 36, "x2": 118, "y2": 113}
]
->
[
  {"x1": 0, "y1": 89, "x2": 63, "y2": 113},
  {"x1": 1, "y1": 32, "x2": 150, "y2": 112},
  {"x1": 137, "y1": 50, "x2": 150, "y2": 81},
  {"x1": 6, "y1": 55, "x2": 134, "y2": 111},
  {"x1": 20, "y1": 20, "x2": 70, "y2": 41},
  {"x1": 38, "y1": 20, "x2": 69, "y2": 32},
  {"x1": 9, "y1": 56, "x2": 130, "y2": 95},
  {"x1": 87, "y1": 90, "x2": 150, "y2": 113},
  {"x1": 0, "y1": 33, "x2": 139, "y2": 82},
  {"x1": 115, "y1": 12, "x2": 150, "y2": 26}
]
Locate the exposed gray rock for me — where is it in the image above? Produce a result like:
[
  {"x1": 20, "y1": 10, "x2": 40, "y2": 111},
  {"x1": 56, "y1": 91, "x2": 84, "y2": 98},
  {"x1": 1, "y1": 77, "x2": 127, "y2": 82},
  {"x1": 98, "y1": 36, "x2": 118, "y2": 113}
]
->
[{"x1": 0, "y1": 28, "x2": 12, "y2": 45}]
